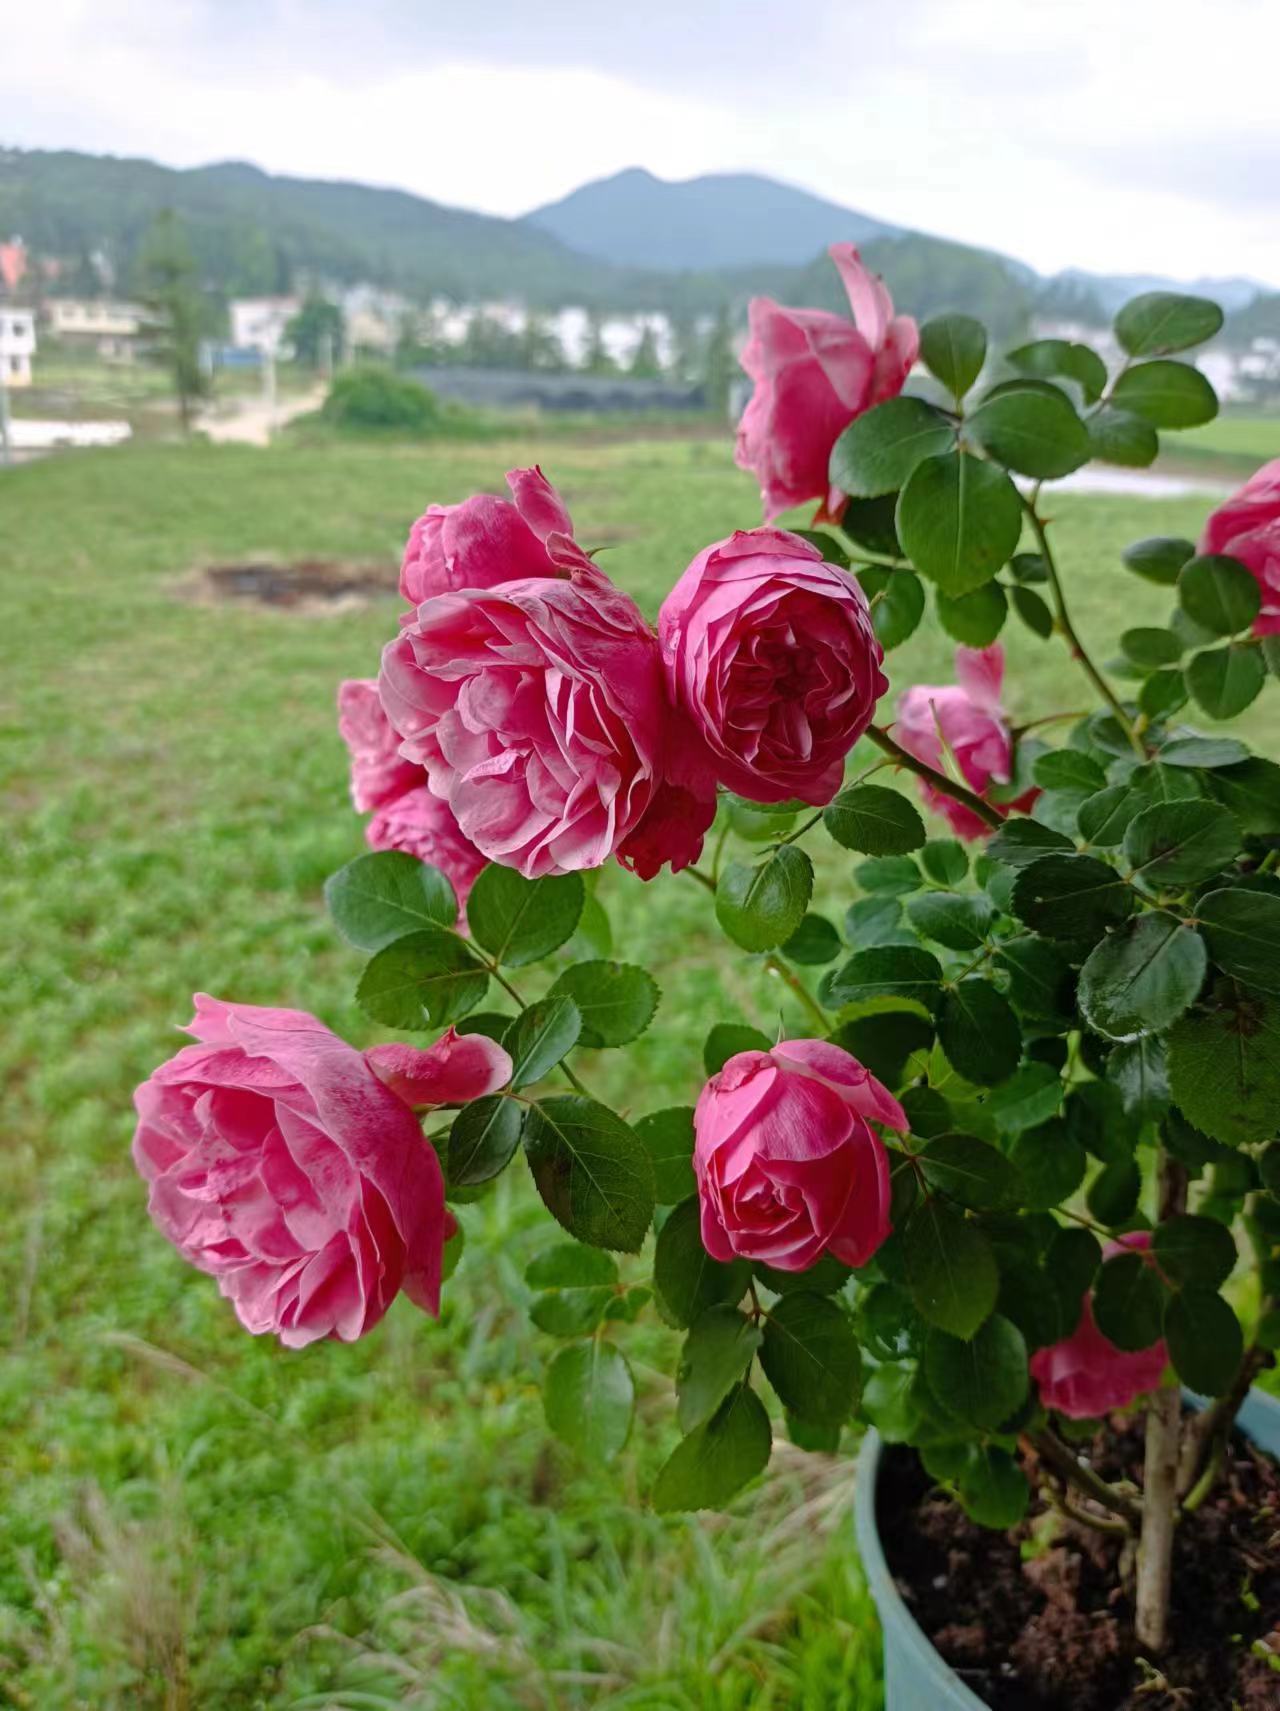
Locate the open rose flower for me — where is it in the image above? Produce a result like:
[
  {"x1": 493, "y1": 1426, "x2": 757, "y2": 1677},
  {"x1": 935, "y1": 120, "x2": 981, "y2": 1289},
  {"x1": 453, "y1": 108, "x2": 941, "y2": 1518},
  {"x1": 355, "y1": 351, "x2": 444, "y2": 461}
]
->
[
  {"x1": 659, "y1": 527, "x2": 887, "y2": 805},
  {"x1": 338, "y1": 678, "x2": 424, "y2": 812},
  {"x1": 694, "y1": 1038, "x2": 906, "y2": 1272},
  {"x1": 132, "y1": 997, "x2": 509, "y2": 1346},
  {"x1": 894, "y1": 644, "x2": 1036, "y2": 840},
  {"x1": 1030, "y1": 1233, "x2": 1168, "y2": 1419},
  {"x1": 399, "y1": 465, "x2": 599, "y2": 605},
  {"x1": 735, "y1": 242, "x2": 918, "y2": 523},
  {"x1": 1200, "y1": 457, "x2": 1280, "y2": 635},
  {"x1": 382, "y1": 572, "x2": 692, "y2": 877}
]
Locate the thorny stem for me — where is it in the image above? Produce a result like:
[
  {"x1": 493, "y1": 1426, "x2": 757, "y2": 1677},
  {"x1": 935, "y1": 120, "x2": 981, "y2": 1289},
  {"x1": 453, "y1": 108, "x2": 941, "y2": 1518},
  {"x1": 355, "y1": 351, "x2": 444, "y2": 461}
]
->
[
  {"x1": 1026, "y1": 1428, "x2": 1141, "y2": 1527},
  {"x1": 1018, "y1": 493, "x2": 1146, "y2": 759},
  {"x1": 865, "y1": 723, "x2": 1003, "y2": 830},
  {"x1": 764, "y1": 955, "x2": 830, "y2": 1034}
]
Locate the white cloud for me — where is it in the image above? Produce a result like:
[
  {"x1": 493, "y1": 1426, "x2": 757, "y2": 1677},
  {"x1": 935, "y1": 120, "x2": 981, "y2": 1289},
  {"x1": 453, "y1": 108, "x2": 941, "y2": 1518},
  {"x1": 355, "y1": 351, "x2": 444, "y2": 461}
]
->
[{"x1": 4, "y1": 0, "x2": 1280, "y2": 281}]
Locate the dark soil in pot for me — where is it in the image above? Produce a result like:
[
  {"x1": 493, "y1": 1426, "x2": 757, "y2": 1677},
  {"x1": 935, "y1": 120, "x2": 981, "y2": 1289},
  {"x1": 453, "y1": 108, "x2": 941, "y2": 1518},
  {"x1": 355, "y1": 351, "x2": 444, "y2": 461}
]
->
[{"x1": 878, "y1": 1409, "x2": 1280, "y2": 1710}]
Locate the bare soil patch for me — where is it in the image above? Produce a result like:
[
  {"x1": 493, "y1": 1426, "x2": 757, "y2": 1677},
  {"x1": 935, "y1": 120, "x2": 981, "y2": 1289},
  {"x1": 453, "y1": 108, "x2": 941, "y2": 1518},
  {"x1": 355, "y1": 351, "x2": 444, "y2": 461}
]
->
[{"x1": 181, "y1": 559, "x2": 399, "y2": 613}]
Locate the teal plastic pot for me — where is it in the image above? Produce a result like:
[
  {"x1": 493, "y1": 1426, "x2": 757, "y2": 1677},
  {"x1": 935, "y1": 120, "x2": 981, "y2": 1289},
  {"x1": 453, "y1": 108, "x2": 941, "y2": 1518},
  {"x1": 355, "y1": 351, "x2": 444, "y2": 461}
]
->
[{"x1": 855, "y1": 1386, "x2": 1280, "y2": 1710}]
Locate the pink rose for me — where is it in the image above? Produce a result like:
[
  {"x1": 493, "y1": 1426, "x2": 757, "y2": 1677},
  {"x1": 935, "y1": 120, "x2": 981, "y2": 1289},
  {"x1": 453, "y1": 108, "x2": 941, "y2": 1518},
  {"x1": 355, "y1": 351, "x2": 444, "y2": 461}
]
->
[
  {"x1": 694, "y1": 1038, "x2": 906, "y2": 1272},
  {"x1": 399, "y1": 465, "x2": 598, "y2": 605},
  {"x1": 132, "y1": 996, "x2": 509, "y2": 1345},
  {"x1": 338, "y1": 678, "x2": 424, "y2": 812},
  {"x1": 735, "y1": 242, "x2": 918, "y2": 523},
  {"x1": 894, "y1": 644, "x2": 1037, "y2": 840},
  {"x1": 1200, "y1": 457, "x2": 1280, "y2": 636},
  {"x1": 1030, "y1": 1234, "x2": 1168, "y2": 1419},
  {"x1": 380, "y1": 570, "x2": 707, "y2": 878},
  {"x1": 658, "y1": 527, "x2": 887, "y2": 805},
  {"x1": 366, "y1": 787, "x2": 487, "y2": 924}
]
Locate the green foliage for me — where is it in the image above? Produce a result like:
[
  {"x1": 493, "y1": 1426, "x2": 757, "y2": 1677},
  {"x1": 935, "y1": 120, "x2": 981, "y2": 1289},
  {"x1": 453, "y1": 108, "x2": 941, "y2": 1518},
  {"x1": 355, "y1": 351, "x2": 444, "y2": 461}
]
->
[
  {"x1": 543, "y1": 1340, "x2": 636, "y2": 1462},
  {"x1": 715, "y1": 847, "x2": 813, "y2": 951},
  {"x1": 677, "y1": 1307, "x2": 763, "y2": 1432},
  {"x1": 522, "y1": 1096, "x2": 655, "y2": 1252},
  {"x1": 651, "y1": 1386, "x2": 772, "y2": 1513},
  {"x1": 321, "y1": 367, "x2": 449, "y2": 434},
  {"x1": 968, "y1": 386, "x2": 1090, "y2": 480},
  {"x1": 654, "y1": 1197, "x2": 749, "y2": 1327},
  {"x1": 759, "y1": 1293, "x2": 863, "y2": 1427},
  {"x1": 919, "y1": 313, "x2": 988, "y2": 398},
  {"x1": 325, "y1": 850, "x2": 457, "y2": 949},
  {"x1": 356, "y1": 926, "x2": 489, "y2": 1027},
  {"x1": 1114, "y1": 291, "x2": 1225, "y2": 357},
  {"x1": 896, "y1": 451, "x2": 1023, "y2": 595},
  {"x1": 823, "y1": 784, "x2": 926, "y2": 854},
  {"x1": 547, "y1": 961, "x2": 660, "y2": 1046},
  {"x1": 828, "y1": 396, "x2": 954, "y2": 497},
  {"x1": 468, "y1": 867, "x2": 585, "y2": 966}
]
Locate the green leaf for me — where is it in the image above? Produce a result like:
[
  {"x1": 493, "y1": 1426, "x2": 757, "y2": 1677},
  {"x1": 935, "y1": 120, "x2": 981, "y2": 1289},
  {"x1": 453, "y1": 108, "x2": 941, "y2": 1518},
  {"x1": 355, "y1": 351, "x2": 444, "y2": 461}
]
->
[
  {"x1": 904, "y1": 1199, "x2": 998, "y2": 1338},
  {"x1": 1008, "y1": 1117, "x2": 1086, "y2": 1210},
  {"x1": 1048, "y1": 1226, "x2": 1102, "y2": 1309},
  {"x1": 988, "y1": 1064, "x2": 1065, "y2": 1136},
  {"x1": 1111, "y1": 360, "x2": 1218, "y2": 429},
  {"x1": 1122, "y1": 536, "x2": 1196, "y2": 586},
  {"x1": 938, "y1": 979, "x2": 1022, "y2": 1086},
  {"x1": 755, "y1": 1253, "x2": 854, "y2": 1298},
  {"x1": 956, "y1": 1445, "x2": 1031, "y2": 1528},
  {"x1": 1007, "y1": 338, "x2": 1107, "y2": 403},
  {"x1": 1158, "y1": 734, "x2": 1250, "y2": 769},
  {"x1": 523, "y1": 1096, "x2": 656, "y2": 1252},
  {"x1": 987, "y1": 819, "x2": 1075, "y2": 868},
  {"x1": 781, "y1": 913, "x2": 842, "y2": 966},
  {"x1": 828, "y1": 395, "x2": 955, "y2": 497},
  {"x1": 504, "y1": 996, "x2": 582, "y2": 1090},
  {"x1": 1114, "y1": 291, "x2": 1224, "y2": 357},
  {"x1": 842, "y1": 494, "x2": 904, "y2": 556},
  {"x1": 1204, "y1": 758, "x2": 1280, "y2": 836},
  {"x1": 530, "y1": 1286, "x2": 614, "y2": 1337},
  {"x1": 526, "y1": 1243, "x2": 618, "y2": 1288},
  {"x1": 830, "y1": 1012, "x2": 933, "y2": 1090},
  {"x1": 325, "y1": 850, "x2": 458, "y2": 951},
  {"x1": 1034, "y1": 750, "x2": 1107, "y2": 794},
  {"x1": 1164, "y1": 1289, "x2": 1243, "y2": 1396},
  {"x1": 543, "y1": 1340, "x2": 634, "y2": 1463},
  {"x1": 859, "y1": 566, "x2": 926, "y2": 650},
  {"x1": 1187, "y1": 643, "x2": 1266, "y2": 720},
  {"x1": 920, "y1": 839, "x2": 970, "y2": 886},
  {"x1": 467, "y1": 866, "x2": 584, "y2": 967},
  {"x1": 1179, "y1": 554, "x2": 1263, "y2": 636},
  {"x1": 856, "y1": 854, "x2": 923, "y2": 894},
  {"x1": 969, "y1": 386, "x2": 1090, "y2": 479},
  {"x1": 1012, "y1": 854, "x2": 1134, "y2": 942},
  {"x1": 920, "y1": 1134, "x2": 1022, "y2": 1210},
  {"x1": 547, "y1": 961, "x2": 659, "y2": 1047},
  {"x1": 653, "y1": 1196, "x2": 749, "y2": 1327},
  {"x1": 823, "y1": 784, "x2": 926, "y2": 855},
  {"x1": 1122, "y1": 627, "x2": 1184, "y2": 670},
  {"x1": 759, "y1": 1292, "x2": 862, "y2": 1427},
  {"x1": 356, "y1": 927, "x2": 489, "y2": 1029},
  {"x1": 677, "y1": 1306, "x2": 764, "y2": 1432},
  {"x1": 1139, "y1": 669, "x2": 1190, "y2": 721},
  {"x1": 997, "y1": 937, "x2": 1075, "y2": 1025},
  {"x1": 1087, "y1": 1156, "x2": 1141, "y2": 1225},
  {"x1": 824, "y1": 945, "x2": 944, "y2": 1013},
  {"x1": 634, "y1": 1106, "x2": 696, "y2": 1206},
  {"x1": 789, "y1": 527, "x2": 850, "y2": 568},
  {"x1": 569, "y1": 890, "x2": 613, "y2": 959},
  {"x1": 920, "y1": 312, "x2": 987, "y2": 398},
  {"x1": 726, "y1": 794, "x2": 801, "y2": 842},
  {"x1": 1077, "y1": 785, "x2": 1142, "y2": 847},
  {"x1": 447, "y1": 1094, "x2": 523, "y2": 1187},
  {"x1": 907, "y1": 892, "x2": 993, "y2": 952},
  {"x1": 1108, "y1": 1035, "x2": 1171, "y2": 1120},
  {"x1": 703, "y1": 1022, "x2": 772, "y2": 1075},
  {"x1": 1087, "y1": 406, "x2": 1159, "y2": 468},
  {"x1": 844, "y1": 894, "x2": 908, "y2": 948},
  {"x1": 651, "y1": 1385, "x2": 772, "y2": 1513},
  {"x1": 1092, "y1": 1250, "x2": 1166, "y2": 1351},
  {"x1": 1153, "y1": 1215, "x2": 1236, "y2": 1290},
  {"x1": 1078, "y1": 913, "x2": 1207, "y2": 1041},
  {"x1": 897, "y1": 451, "x2": 1023, "y2": 596},
  {"x1": 924, "y1": 1314, "x2": 1027, "y2": 1428},
  {"x1": 1011, "y1": 584, "x2": 1055, "y2": 639},
  {"x1": 716, "y1": 846, "x2": 813, "y2": 952},
  {"x1": 1197, "y1": 888, "x2": 1280, "y2": 994}
]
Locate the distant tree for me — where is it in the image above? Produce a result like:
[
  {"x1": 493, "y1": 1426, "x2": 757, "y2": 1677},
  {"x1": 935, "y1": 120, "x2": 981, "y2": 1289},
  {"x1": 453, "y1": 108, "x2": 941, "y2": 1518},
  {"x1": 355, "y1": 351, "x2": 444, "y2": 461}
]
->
[
  {"x1": 286, "y1": 294, "x2": 345, "y2": 369},
  {"x1": 701, "y1": 304, "x2": 737, "y2": 413},
  {"x1": 459, "y1": 311, "x2": 524, "y2": 369},
  {"x1": 135, "y1": 210, "x2": 211, "y2": 434},
  {"x1": 520, "y1": 310, "x2": 567, "y2": 372},
  {"x1": 66, "y1": 245, "x2": 100, "y2": 298},
  {"x1": 667, "y1": 312, "x2": 700, "y2": 383},
  {"x1": 629, "y1": 324, "x2": 663, "y2": 378},
  {"x1": 581, "y1": 313, "x2": 618, "y2": 375},
  {"x1": 321, "y1": 367, "x2": 445, "y2": 433}
]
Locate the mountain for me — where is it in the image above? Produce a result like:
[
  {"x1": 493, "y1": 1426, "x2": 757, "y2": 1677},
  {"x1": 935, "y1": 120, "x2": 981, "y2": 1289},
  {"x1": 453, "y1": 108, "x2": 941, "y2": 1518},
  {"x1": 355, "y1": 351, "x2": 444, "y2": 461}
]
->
[
  {"x1": 1050, "y1": 266, "x2": 1267, "y2": 318},
  {"x1": 524, "y1": 166, "x2": 900, "y2": 271}
]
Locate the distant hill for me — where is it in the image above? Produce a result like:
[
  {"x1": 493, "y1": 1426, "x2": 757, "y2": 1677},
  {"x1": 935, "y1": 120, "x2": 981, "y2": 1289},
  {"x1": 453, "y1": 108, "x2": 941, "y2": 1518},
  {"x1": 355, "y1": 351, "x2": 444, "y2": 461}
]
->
[{"x1": 525, "y1": 166, "x2": 900, "y2": 270}]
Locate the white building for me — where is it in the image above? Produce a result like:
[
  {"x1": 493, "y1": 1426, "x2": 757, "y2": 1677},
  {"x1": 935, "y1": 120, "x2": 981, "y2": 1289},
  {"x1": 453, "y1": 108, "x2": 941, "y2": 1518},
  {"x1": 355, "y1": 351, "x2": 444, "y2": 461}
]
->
[
  {"x1": 340, "y1": 285, "x2": 410, "y2": 354},
  {"x1": 229, "y1": 297, "x2": 300, "y2": 357},
  {"x1": 0, "y1": 306, "x2": 36, "y2": 386},
  {"x1": 46, "y1": 299, "x2": 144, "y2": 361}
]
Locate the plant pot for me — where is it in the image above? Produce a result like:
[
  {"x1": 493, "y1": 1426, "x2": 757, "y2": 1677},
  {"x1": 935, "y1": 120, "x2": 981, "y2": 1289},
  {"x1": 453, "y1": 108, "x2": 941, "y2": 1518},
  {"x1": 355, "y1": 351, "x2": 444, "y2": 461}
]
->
[{"x1": 854, "y1": 1386, "x2": 1280, "y2": 1710}]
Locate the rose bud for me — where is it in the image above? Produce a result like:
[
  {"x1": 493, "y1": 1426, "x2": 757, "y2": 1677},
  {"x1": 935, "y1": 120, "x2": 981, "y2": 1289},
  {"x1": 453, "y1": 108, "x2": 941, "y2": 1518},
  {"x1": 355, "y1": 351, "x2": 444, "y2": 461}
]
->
[
  {"x1": 1029, "y1": 1233, "x2": 1169, "y2": 1419},
  {"x1": 735, "y1": 242, "x2": 918, "y2": 523},
  {"x1": 894, "y1": 644, "x2": 1037, "y2": 840},
  {"x1": 1199, "y1": 456, "x2": 1280, "y2": 635},
  {"x1": 659, "y1": 527, "x2": 887, "y2": 805},
  {"x1": 694, "y1": 1038, "x2": 906, "y2": 1272},
  {"x1": 132, "y1": 996, "x2": 509, "y2": 1345}
]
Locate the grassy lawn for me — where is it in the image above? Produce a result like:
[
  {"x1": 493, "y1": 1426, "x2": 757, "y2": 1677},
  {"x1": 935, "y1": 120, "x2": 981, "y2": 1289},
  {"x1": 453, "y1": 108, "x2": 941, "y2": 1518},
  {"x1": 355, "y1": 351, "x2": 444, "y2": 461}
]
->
[{"x1": 0, "y1": 431, "x2": 1263, "y2": 1709}]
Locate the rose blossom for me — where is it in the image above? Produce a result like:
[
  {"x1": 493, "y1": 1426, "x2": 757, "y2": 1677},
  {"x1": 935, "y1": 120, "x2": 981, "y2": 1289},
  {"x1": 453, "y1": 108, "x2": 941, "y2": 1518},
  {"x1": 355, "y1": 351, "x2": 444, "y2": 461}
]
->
[
  {"x1": 894, "y1": 644, "x2": 1037, "y2": 840},
  {"x1": 399, "y1": 464, "x2": 599, "y2": 605},
  {"x1": 380, "y1": 570, "x2": 708, "y2": 878},
  {"x1": 735, "y1": 242, "x2": 919, "y2": 523},
  {"x1": 1030, "y1": 1233, "x2": 1168, "y2": 1419},
  {"x1": 1199, "y1": 457, "x2": 1280, "y2": 635},
  {"x1": 338, "y1": 677, "x2": 424, "y2": 812},
  {"x1": 694, "y1": 1038, "x2": 906, "y2": 1272},
  {"x1": 132, "y1": 996, "x2": 510, "y2": 1345},
  {"x1": 658, "y1": 527, "x2": 888, "y2": 805}
]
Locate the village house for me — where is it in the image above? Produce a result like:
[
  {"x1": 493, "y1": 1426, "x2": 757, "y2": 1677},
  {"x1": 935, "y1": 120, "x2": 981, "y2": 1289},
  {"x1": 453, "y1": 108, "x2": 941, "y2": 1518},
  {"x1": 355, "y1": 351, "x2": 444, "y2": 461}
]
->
[
  {"x1": 45, "y1": 298, "x2": 145, "y2": 361},
  {"x1": 229, "y1": 297, "x2": 300, "y2": 357},
  {"x1": 0, "y1": 305, "x2": 36, "y2": 386}
]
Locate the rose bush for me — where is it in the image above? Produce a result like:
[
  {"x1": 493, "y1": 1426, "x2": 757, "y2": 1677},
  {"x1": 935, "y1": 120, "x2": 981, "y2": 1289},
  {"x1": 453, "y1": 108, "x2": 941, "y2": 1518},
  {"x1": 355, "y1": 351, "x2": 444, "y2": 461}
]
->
[{"x1": 135, "y1": 274, "x2": 1280, "y2": 1662}]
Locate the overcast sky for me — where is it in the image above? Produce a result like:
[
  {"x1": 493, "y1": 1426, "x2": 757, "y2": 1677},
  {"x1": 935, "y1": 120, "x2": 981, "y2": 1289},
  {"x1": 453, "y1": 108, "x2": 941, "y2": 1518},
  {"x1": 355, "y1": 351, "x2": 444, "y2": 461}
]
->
[{"x1": 7, "y1": 0, "x2": 1279, "y2": 281}]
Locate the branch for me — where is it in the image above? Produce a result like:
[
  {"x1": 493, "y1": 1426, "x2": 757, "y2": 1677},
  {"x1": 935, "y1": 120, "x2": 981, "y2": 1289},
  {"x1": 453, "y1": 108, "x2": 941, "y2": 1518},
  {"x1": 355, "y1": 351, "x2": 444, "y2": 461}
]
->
[
  {"x1": 865, "y1": 724, "x2": 1003, "y2": 831},
  {"x1": 1178, "y1": 1312, "x2": 1276, "y2": 1500},
  {"x1": 1025, "y1": 1427, "x2": 1141, "y2": 1527},
  {"x1": 764, "y1": 955, "x2": 830, "y2": 1033}
]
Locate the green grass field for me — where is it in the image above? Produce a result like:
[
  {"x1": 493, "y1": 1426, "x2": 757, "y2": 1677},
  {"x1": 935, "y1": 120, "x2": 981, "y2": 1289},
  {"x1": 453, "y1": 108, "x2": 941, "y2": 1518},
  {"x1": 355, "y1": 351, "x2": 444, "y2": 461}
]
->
[{"x1": 0, "y1": 431, "x2": 1265, "y2": 1709}]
